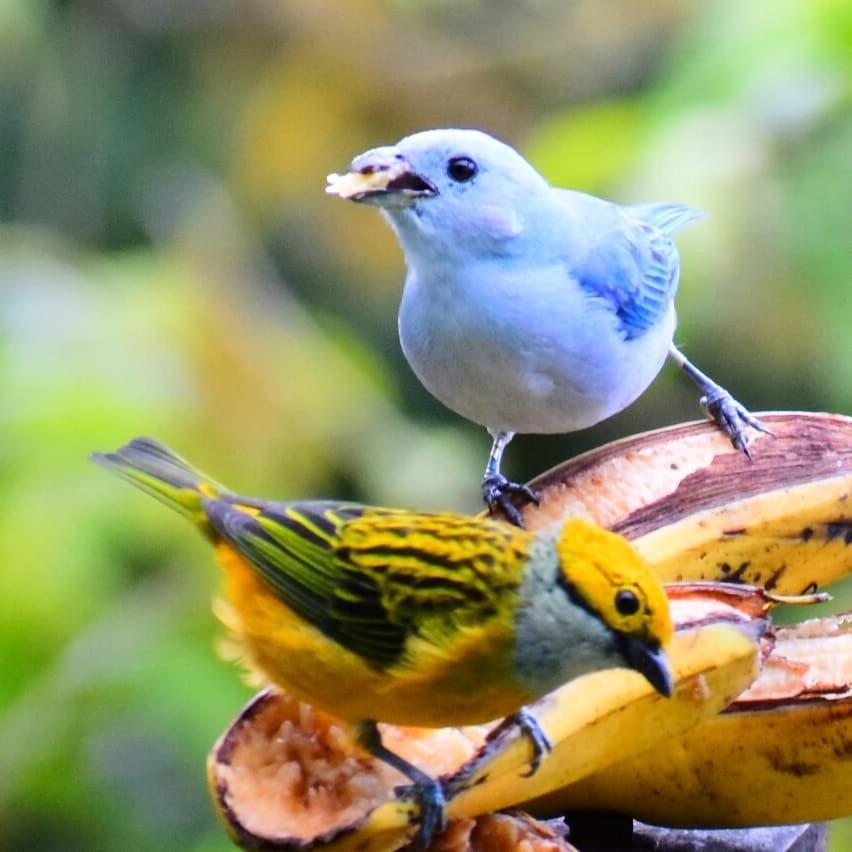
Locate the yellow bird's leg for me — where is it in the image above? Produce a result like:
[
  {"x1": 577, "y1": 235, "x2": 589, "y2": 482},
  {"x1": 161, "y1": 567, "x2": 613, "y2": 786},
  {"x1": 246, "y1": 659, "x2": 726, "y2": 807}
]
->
[
  {"x1": 486, "y1": 706, "x2": 552, "y2": 777},
  {"x1": 355, "y1": 720, "x2": 446, "y2": 850}
]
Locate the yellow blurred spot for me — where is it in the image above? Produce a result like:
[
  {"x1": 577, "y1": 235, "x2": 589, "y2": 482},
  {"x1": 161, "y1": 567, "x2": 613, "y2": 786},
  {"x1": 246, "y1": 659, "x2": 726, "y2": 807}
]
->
[
  {"x1": 233, "y1": 54, "x2": 371, "y2": 204},
  {"x1": 232, "y1": 52, "x2": 404, "y2": 280}
]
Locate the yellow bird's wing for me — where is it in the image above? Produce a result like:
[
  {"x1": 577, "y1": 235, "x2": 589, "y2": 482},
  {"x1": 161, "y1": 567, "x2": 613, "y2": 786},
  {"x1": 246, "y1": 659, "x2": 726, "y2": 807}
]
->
[
  {"x1": 204, "y1": 498, "x2": 526, "y2": 671},
  {"x1": 339, "y1": 510, "x2": 528, "y2": 656}
]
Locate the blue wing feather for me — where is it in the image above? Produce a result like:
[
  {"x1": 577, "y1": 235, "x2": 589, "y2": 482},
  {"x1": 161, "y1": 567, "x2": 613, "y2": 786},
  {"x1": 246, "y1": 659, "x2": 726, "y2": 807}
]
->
[
  {"x1": 557, "y1": 193, "x2": 701, "y2": 339},
  {"x1": 624, "y1": 202, "x2": 703, "y2": 236}
]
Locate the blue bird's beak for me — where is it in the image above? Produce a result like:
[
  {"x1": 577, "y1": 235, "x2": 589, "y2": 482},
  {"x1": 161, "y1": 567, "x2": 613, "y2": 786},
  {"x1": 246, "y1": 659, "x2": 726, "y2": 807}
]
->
[
  {"x1": 619, "y1": 635, "x2": 674, "y2": 698},
  {"x1": 326, "y1": 147, "x2": 437, "y2": 206}
]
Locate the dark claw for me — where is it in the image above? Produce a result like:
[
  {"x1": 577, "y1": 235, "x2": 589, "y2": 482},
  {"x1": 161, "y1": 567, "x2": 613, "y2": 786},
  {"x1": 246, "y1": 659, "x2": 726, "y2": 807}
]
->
[
  {"x1": 513, "y1": 708, "x2": 552, "y2": 777},
  {"x1": 396, "y1": 779, "x2": 446, "y2": 850},
  {"x1": 700, "y1": 386, "x2": 773, "y2": 459},
  {"x1": 482, "y1": 473, "x2": 539, "y2": 527},
  {"x1": 486, "y1": 708, "x2": 552, "y2": 777}
]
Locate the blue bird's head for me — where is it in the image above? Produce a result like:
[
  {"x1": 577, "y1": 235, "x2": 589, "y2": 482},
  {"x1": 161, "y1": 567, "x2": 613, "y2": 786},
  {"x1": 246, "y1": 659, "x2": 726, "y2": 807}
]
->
[{"x1": 327, "y1": 129, "x2": 553, "y2": 262}]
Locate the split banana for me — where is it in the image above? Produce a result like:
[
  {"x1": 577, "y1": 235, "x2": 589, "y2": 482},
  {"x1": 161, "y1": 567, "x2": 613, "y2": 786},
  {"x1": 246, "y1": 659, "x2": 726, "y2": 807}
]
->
[
  {"x1": 207, "y1": 412, "x2": 852, "y2": 849},
  {"x1": 518, "y1": 411, "x2": 852, "y2": 594}
]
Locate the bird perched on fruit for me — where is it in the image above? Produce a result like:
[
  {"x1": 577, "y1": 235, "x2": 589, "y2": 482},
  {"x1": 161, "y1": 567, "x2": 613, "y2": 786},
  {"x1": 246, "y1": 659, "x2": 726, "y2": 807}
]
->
[
  {"x1": 327, "y1": 128, "x2": 770, "y2": 525},
  {"x1": 93, "y1": 437, "x2": 673, "y2": 849}
]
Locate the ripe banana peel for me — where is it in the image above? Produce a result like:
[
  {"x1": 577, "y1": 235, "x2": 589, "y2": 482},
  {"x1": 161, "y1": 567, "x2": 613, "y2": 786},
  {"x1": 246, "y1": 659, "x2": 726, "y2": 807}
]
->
[
  {"x1": 518, "y1": 411, "x2": 852, "y2": 595},
  {"x1": 207, "y1": 412, "x2": 852, "y2": 849},
  {"x1": 529, "y1": 614, "x2": 852, "y2": 827}
]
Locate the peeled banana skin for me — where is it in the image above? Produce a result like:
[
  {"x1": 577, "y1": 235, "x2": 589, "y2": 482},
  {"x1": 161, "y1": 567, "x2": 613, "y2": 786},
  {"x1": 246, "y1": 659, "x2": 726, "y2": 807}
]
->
[
  {"x1": 539, "y1": 688, "x2": 852, "y2": 828},
  {"x1": 209, "y1": 413, "x2": 852, "y2": 848},
  {"x1": 513, "y1": 412, "x2": 852, "y2": 596}
]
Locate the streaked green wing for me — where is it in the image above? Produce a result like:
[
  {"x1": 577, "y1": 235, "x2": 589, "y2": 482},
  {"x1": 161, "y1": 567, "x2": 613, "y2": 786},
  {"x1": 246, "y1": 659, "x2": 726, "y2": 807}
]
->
[
  {"x1": 204, "y1": 500, "x2": 526, "y2": 671},
  {"x1": 339, "y1": 511, "x2": 523, "y2": 653},
  {"x1": 204, "y1": 499, "x2": 410, "y2": 667}
]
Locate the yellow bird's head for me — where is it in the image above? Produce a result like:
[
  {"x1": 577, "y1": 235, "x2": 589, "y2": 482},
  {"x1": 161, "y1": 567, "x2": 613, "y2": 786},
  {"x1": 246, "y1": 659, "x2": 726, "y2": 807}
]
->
[
  {"x1": 515, "y1": 518, "x2": 673, "y2": 699},
  {"x1": 555, "y1": 519, "x2": 672, "y2": 644}
]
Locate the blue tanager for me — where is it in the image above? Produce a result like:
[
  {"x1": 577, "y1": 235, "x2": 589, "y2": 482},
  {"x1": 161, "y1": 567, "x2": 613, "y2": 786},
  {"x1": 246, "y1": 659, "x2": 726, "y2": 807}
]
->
[{"x1": 327, "y1": 129, "x2": 770, "y2": 525}]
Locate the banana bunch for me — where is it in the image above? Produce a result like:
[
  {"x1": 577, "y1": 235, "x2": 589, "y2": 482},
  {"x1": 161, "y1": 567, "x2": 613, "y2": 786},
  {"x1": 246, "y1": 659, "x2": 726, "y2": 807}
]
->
[{"x1": 207, "y1": 413, "x2": 852, "y2": 850}]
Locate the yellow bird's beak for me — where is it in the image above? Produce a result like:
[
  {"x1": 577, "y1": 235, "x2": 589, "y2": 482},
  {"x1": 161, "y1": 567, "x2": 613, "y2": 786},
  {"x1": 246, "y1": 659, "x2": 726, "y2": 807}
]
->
[
  {"x1": 326, "y1": 147, "x2": 437, "y2": 206},
  {"x1": 619, "y1": 636, "x2": 673, "y2": 697}
]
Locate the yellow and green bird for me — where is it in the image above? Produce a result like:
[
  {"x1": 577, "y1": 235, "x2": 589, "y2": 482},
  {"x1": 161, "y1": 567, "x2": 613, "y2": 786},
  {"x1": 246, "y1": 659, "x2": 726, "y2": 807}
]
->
[{"x1": 93, "y1": 438, "x2": 673, "y2": 848}]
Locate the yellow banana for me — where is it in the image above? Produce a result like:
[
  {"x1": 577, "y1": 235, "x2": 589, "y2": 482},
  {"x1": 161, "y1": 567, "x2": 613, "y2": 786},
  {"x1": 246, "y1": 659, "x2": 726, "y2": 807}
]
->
[
  {"x1": 519, "y1": 412, "x2": 852, "y2": 595},
  {"x1": 531, "y1": 614, "x2": 852, "y2": 826},
  {"x1": 443, "y1": 607, "x2": 764, "y2": 820}
]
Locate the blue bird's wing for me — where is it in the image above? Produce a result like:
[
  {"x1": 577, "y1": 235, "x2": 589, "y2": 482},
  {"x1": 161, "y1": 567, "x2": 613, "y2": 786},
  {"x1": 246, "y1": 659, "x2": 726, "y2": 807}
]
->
[
  {"x1": 623, "y1": 202, "x2": 703, "y2": 237},
  {"x1": 560, "y1": 195, "x2": 701, "y2": 340}
]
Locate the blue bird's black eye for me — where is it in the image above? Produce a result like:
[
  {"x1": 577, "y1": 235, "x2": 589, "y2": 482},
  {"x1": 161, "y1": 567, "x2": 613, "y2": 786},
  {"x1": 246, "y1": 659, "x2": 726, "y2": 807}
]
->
[
  {"x1": 615, "y1": 589, "x2": 640, "y2": 616},
  {"x1": 447, "y1": 156, "x2": 477, "y2": 183}
]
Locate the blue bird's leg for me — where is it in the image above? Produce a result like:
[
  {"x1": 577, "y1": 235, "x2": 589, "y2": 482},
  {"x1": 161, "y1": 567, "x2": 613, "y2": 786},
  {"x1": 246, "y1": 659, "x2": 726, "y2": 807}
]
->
[
  {"x1": 668, "y1": 344, "x2": 774, "y2": 459},
  {"x1": 355, "y1": 721, "x2": 446, "y2": 850},
  {"x1": 482, "y1": 431, "x2": 539, "y2": 527}
]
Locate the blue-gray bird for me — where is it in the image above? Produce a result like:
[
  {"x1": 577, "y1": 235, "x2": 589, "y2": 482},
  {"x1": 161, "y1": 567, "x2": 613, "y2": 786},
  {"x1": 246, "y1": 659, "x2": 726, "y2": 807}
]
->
[{"x1": 328, "y1": 129, "x2": 769, "y2": 525}]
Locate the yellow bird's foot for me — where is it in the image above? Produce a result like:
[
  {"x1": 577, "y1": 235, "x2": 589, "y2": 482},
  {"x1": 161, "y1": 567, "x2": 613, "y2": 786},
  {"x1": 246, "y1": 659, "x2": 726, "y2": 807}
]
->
[
  {"x1": 482, "y1": 473, "x2": 539, "y2": 527},
  {"x1": 356, "y1": 720, "x2": 446, "y2": 849},
  {"x1": 512, "y1": 707, "x2": 552, "y2": 776},
  {"x1": 487, "y1": 707, "x2": 552, "y2": 777},
  {"x1": 396, "y1": 779, "x2": 447, "y2": 850}
]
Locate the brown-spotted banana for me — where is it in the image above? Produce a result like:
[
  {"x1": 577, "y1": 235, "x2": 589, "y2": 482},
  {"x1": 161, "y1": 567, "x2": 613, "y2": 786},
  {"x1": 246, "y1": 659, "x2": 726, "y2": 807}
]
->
[{"x1": 517, "y1": 412, "x2": 852, "y2": 595}]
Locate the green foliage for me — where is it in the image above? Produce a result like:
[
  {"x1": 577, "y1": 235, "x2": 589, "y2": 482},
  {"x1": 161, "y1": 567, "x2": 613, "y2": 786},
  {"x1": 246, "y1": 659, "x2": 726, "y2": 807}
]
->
[{"x1": 0, "y1": 1, "x2": 849, "y2": 849}]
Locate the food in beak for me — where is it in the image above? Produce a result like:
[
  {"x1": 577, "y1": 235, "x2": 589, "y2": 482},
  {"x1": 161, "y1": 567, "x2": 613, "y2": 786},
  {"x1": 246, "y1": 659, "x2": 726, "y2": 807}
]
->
[{"x1": 326, "y1": 159, "x2": 436, "y2": 202}]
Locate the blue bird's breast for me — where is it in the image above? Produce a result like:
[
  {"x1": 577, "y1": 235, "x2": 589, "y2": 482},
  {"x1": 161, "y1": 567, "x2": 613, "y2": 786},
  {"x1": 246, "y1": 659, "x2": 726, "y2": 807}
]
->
[{"x1": 398, "y1": 259, "x2": 675, "y2": 435}]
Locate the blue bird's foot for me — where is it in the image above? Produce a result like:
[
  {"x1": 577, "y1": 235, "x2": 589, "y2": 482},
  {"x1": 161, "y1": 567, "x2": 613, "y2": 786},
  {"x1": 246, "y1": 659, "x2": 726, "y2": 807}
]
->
[
  {"x1": 396, "y1": 779, "x2": 447, "y2": 850},
  {"x1": 669, "y1": 345, "x2": 774, "y2": 459},
  {"x1": 487, "y1": 707, "x2": 552, "y2": 777},
  {"x1": 482, "y1": 473, "x2": 539, "y2": 527},
  {"x1": 700, "y1": 385, "x2": 774, "y2": 460}
]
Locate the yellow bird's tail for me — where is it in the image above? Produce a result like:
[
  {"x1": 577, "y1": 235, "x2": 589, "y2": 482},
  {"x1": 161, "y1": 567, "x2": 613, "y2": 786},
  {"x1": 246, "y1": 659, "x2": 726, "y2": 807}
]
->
[{"x1": 91, "y1": 437, "x2": 227, "y2": 528}]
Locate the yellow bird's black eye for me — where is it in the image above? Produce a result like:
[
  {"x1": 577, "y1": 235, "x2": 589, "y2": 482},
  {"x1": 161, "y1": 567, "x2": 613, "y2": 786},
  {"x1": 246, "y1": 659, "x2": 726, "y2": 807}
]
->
[
  {"x1": 447, "y1": 156, "x2": 477, "y2": 183},
  {"x1": 615, "y1": 589, "x2": 640, "y2": 616}
]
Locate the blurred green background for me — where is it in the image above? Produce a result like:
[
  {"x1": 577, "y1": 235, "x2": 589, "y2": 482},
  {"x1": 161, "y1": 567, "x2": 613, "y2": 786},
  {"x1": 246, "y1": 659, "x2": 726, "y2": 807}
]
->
[{"x1": 1, "y1": 0, "x2": 850, "y2": 849}]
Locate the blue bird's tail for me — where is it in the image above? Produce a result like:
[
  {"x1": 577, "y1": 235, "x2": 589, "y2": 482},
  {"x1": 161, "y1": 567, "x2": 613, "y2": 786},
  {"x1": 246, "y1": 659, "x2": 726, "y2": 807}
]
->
[{"x1": 627, "y1": 202, "x2": 703, "y2": 236}]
